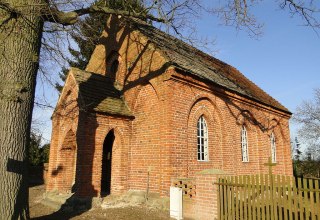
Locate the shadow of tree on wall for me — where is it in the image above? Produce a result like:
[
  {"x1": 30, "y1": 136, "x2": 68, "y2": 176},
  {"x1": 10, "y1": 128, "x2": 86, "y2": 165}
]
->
[
  {"x1": 72, "y1": 18, "x2": 169, "y2": 197},
  {"x1": 182, "y1": 67, "x2": 286, "y2": 134},
  {"x1": 51, "y1": 165, "x2": 63, "y2": 176},
  {"x1": 45, "y1": 14, "x2": 171, "y2": 209}
]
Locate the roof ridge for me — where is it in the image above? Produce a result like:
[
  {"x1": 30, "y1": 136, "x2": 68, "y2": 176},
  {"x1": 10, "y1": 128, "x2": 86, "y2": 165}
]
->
[
  {"x1": 125, "y1": 18, "x2": 234, "y2": 68},
  {"x1": 121, "y1": 17, "x2": 290, "y2": 114}
]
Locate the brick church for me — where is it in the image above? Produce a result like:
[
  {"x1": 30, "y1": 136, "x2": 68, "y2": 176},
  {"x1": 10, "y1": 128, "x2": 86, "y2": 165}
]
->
[{"x1": 46, "y1": 16, "x2": 293, "y2": 199}]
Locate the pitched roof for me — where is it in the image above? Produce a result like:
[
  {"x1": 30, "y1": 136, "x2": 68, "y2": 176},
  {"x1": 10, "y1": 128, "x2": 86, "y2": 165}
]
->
[
  {"x1": 71, "y1": 68, "x2": 133, "y2": 117},
  {"x1": 125, "y1": 18, "x2": 291, "y2": 114}
]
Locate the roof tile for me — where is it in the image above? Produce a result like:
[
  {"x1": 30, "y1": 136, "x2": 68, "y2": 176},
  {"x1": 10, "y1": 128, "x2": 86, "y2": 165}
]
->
[
  {"x1": 126, "y1": 18, "x2": 290, "y2": 114},
  {"x1": 72, "y1": 68, "x2": 133, "y2": 117}
]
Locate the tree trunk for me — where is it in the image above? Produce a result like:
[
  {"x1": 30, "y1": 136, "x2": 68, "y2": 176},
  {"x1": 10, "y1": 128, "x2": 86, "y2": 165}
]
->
[{"x1": 0, "y1": 0, "x2": 44, "y2": 219}]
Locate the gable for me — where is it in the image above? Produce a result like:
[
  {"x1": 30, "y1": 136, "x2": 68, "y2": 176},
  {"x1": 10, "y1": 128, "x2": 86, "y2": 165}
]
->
[
  {"x1": 85, "y1": 16, "x2": 169, "y2": 87},
  {"x1": 84, "y1": 15, "x2": 290, "y2": 115},
  {"x1": 54, "y1": 69, "x2": 79, "y2": 117},
  {"x1": 126, "y1": 18, "x2": 290, "y2": 114},
  {"x1": 54, "y1": 68, "x2": 133, "y2": 118},
  {"x1": 72, "y1": 68, "x2": 133, "y2": 117}
]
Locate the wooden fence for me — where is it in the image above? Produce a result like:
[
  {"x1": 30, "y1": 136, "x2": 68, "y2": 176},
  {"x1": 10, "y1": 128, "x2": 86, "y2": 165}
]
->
[{"x1": 216, "y1": 162, "x2": 320, "y2": 220}]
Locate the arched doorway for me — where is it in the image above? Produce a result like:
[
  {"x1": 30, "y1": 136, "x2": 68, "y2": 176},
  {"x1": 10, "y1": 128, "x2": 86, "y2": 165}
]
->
[{"x1": 101, "y1": 130, "x2": 115, "y2": 196}]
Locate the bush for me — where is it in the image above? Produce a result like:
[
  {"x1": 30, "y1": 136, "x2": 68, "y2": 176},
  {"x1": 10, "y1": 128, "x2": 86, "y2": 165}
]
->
[{"x1": 29, "y1": 133, "x2": 50, "y2": 166}]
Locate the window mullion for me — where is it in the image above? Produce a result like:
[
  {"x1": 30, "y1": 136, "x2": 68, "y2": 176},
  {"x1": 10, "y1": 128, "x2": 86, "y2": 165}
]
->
[
  {"x1": 241, "y1": 126, "x2": 248, "y2": 162},
  {"x1": 197, "y1": 116, "x2": 208, "y2": 161}
]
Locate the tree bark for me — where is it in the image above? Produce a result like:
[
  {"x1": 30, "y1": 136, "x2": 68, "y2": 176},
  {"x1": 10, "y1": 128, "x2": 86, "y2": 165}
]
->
[{"x1": 0, "y1": 0, "x2": 44, "y2": 219}]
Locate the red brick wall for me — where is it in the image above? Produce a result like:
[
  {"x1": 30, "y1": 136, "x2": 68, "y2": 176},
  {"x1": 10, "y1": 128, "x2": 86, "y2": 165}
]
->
[
  {"x1": 74, "y1": 113, "x2": 131, "y2": 197},
  {"x1": 47, "y1": 17, "x2": 293, "y2": 200},
  {"x1": 179, "y1": 172, "x2": 223, "y2": 220},
  {"x1": 194, "y1": 174, "x2": 220, "y2": 220},
  {"x1": 56, "y1": 129, "x2": 76, "y2": 191},
  {"x1": 46, "y1": 74, "x2": 80, "y2": 192},
  {"x1": 166, "y1": 73, "x2": 292, "y2": 184},
  {"x1": 129, "y1": 83, "x2": 162, "y2": 192}
]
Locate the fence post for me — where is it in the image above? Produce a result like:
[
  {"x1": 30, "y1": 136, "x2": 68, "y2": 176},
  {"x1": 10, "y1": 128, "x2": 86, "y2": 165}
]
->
[{"x1": 196, "y1": 169, "x2": 229, "y2": 220}]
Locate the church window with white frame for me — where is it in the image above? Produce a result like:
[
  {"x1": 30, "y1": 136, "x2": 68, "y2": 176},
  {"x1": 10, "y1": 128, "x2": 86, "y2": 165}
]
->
[
  {"x1": 197, "y1": 116, "x2": 208, "y2": 161},
  {"x1": 270, "y1": 132, "x2": 277, "y2": 163},
  {"x1": 241, "y1": 125, "x2": 249, "y2": 162}
]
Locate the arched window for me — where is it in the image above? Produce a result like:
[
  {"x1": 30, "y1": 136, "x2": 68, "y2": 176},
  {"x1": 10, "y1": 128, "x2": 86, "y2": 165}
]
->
[
  {"x1": 110, "y1": 59, "x2": 119, "y2": 80},
  {"x1": 270, "y1": 132, "x2": 277, "y2": 163},
  {"x1": 241, "y1": 125, "x2": 249, "y2": 162},
  {"x1": 197, "y1": 116, "x2": 208, "y2": 161},
  {"x1": 106, "y1": 51, "x2": 120, "y2": 80}
]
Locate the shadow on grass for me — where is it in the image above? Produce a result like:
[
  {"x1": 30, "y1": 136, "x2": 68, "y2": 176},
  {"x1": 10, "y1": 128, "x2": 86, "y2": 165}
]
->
[
  {"x1": 29, "y1": 166, "x2": 45, "y2": 187},
  {"x1": 31, "y1": 195, "x2": 93, "y2": 220}
]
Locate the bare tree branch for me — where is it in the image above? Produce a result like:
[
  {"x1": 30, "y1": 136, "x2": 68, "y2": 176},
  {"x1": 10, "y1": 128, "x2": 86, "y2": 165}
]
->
[
  {"x1": 294, "y1": 88, "x2": 320, "y2": 160},
  {"x1": 280, "y1": 0, "x2": 320, "y2": 35},
  {"x1": 208, "y1": 0, "x2": 264, "y2": 38},
  {"x1": 42, "y1": 4, "x2": 168, "y2": 25}
]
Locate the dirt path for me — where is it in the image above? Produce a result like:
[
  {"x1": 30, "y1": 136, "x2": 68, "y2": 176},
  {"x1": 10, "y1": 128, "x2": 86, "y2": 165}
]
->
[{"x1": 29, "y1": 185, "x2": 172, "y2": 220}]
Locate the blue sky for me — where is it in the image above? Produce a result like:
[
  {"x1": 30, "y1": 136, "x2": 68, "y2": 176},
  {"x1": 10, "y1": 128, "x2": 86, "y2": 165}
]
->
[
  {"x1": 33, "y1": 1, "x2": 320, "y2": 144},
  {"x1": 198, "y1": 1, "x2": 320, "y2": 140}
]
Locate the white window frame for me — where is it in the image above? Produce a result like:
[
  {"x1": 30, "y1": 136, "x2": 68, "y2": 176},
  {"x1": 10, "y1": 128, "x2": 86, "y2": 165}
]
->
[
  {"x1": 197, "y1": 116, "x2": 209, "y2": 161},
  {"x1": 270, "y1": 132, "x2": 277, "y2": 163},
  {"x1": 241, "y1": 125, "x2": 249, "y2": 162}
]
